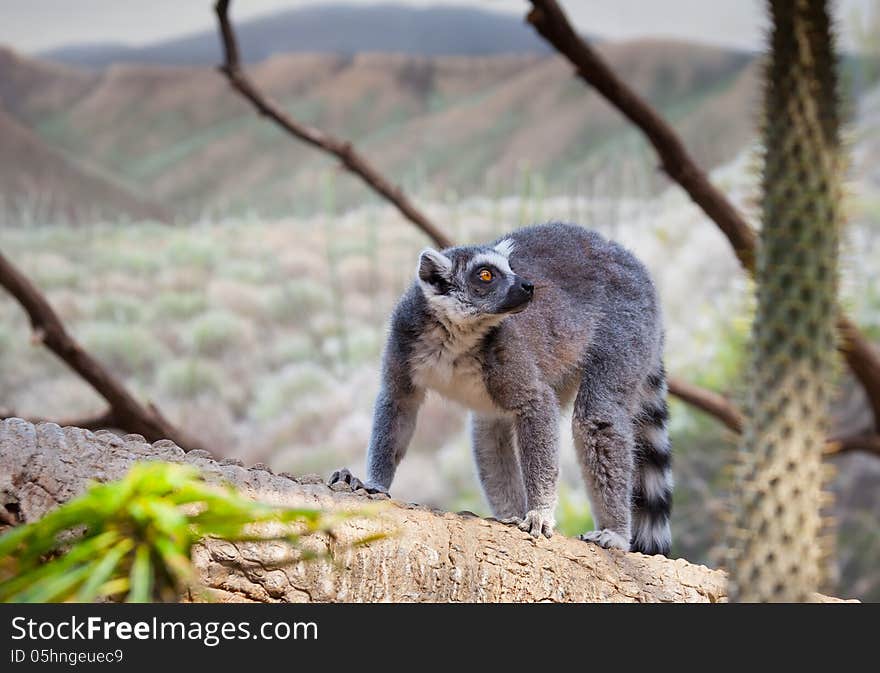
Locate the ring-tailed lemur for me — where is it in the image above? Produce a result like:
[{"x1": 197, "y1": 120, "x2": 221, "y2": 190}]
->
[{"x1": 329, "y1": 222, "x2": 672, "y2": 555}]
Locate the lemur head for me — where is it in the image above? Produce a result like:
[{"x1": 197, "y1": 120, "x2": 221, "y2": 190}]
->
[{"x1": 416, "y1": 238, "x2": 534, "y2": 322}]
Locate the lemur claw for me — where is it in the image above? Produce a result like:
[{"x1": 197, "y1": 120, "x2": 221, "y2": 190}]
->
[
  {"x1": 515, "y1": 509, "x2": 554, "y2": 538},
  {"x1": 578, "y1": 529, "x2": 630, "y2": 551},
  {"x1": 327, "y1": 468, "x2": 388, "y2": 495}
]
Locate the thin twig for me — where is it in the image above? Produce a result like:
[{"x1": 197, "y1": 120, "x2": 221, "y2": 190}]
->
[{"x1": 213, "y1": 0, "x2": 452, "y2": 249}]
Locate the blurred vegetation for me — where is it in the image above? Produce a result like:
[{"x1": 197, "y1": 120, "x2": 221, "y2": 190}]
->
[
  {"x1": 0, "y1": 462, "x2": 361, "y2": 603},
  {"x1": 157, "y1": 358, "x2": 225, "y2": 399}
]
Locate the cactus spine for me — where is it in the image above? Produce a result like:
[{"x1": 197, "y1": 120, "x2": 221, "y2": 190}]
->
[{"x1": 727, "y1": 0, "x2": 842, "y2": 602}]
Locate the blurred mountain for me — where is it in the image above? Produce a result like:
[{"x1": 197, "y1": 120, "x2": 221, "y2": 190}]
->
[
  {"x1": 39, "y1": 4, "x2": 552, "y2": 68},
  {"x1": 1, "y1": 38, "x2": 757, "y2": 221},
  {"x1": 0, "y1": 108, "x2": 167, "y2": 224},
  {"x1": 0, "y1": 49, "x2": 168, "y2": 223}
]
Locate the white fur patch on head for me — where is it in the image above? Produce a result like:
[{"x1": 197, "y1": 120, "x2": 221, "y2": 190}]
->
[
  {"x1": 469, "y1": 251, "x2": 513, "y2": 277},
  {"x1": 493, "y1": 238, "x2": 516, "y2": 258}
]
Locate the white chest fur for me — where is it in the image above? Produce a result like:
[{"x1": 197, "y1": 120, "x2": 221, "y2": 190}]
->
[{"x1": 409, "y1": 322, "x2": 503, "y2": 415}]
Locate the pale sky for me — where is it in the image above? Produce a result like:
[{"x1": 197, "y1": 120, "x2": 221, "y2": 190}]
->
[{"x1": 0, "y1": 0, "x2": 875, "y2": 53}]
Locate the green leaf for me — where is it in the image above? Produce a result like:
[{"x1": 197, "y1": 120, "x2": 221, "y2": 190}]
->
[
  {"x1": 153, "y1": 537, "x2": 193, "y2": 587},
  {"x1": 75, "y1": 538, "x2": 134, "y2": 602},
  {"x1": 97, "y1": 577, "x2": 130, "y2": 598},
  {"x1": 127, "y1": 544, "x2": 153, "y2": 603},
  {"x1": 0, "y1": 530, "x2": 120, "y2": 600},
  {"x1": 15, "y1": 561, "x2": 96, "y2": 603}
]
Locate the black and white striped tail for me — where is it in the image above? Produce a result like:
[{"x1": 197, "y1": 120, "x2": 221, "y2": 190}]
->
[{"x1": 631, "y1": 365, "x2": 673, "y2": 555}]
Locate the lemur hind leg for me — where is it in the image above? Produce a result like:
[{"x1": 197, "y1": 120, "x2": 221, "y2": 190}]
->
[
  {"x1": 572, "y1": 361, "x2": 639, "y2": 552},
  {"x1": 471, "y1": 414, "x2": 526, "y2": 520}
]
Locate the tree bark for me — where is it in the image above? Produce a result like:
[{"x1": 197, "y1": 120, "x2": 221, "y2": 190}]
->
[{"x1": 0, "y1": 418, "x2": 850, "y2": 603}]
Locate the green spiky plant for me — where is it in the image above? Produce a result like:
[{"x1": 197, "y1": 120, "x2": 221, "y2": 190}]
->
[
  {"x1": 726, "y1": 0, "x2": 843, "y2": 602},
  {"x1": 0, "y1": 462, "x2": 375, "y2": 603}
]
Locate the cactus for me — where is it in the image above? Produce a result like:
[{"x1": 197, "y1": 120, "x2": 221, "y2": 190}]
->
[{"x1": 726, "y1": 0, "x2": 843, "y2": 602}]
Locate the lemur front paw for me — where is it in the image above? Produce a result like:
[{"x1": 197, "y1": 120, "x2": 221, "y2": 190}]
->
[
  {"x1": 504, "y1": 508, "x2": 554, "y2": 538},
  {"x1": 578, "y1": 529, "x2": 630, "y2": 551},
  {"x1": 327, "y1": 468, "x2": 388, "y2": 496}
]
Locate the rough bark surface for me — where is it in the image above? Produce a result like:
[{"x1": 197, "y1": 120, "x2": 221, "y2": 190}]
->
[{"x1": 0, "y1": 419, "x2": 849, "y2": 603}]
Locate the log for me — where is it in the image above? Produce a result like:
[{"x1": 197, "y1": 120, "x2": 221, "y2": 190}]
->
[{"x1": 0, "y1": 419, "x2": 850, "y2": 603}]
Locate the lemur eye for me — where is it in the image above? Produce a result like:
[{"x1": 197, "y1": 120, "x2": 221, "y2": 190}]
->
[{"x1": 478, "y1": 268, "x2": 493, "y2": 282}]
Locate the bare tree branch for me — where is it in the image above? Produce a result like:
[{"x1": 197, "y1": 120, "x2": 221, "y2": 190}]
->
[
  {"x1": 525, "y1": 0, "x2": 880, "y2": 433},
  {"x1": 837, "y1": 317, "x2": 880, "y2": 432},
  {"x1": 668, "y1": 376, "x2": 880, "y2": 458},
  {"x1": 827, "y1": 432, "x2": 880, "y2": 458},
  {"x1": 23, "y1": 409, "x2": 117, "y2": 432},
  {"x1": 213, "y1": 0, "x2": 453, "y2": 249},
  {"x1": 0, "y1": 250, "x2": 196, "y2": 449},
  {"x1": 668, "y1": 377, "x2": 744, "y2": 433}
]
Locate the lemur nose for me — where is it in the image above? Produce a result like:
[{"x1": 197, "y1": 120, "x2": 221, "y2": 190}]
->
[{"x1": 521, "y1": 280, "x2": 534, "y2": 294}]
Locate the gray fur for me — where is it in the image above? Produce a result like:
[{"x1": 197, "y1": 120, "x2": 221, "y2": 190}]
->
[
  {"x1": 471, "y1": 415, "x2": 526, "y2": 519},
  {"x1": 329, "y1": 222, "x2": 672, "y2": 554}
]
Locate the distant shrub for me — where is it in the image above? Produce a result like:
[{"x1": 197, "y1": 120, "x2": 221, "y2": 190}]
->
[
  {"x1": 157, "y1": 358, "x2": 224, "y2": 399},
  {"x1": 95, "y1": 248, "x2": 162, "y2": 275},
  {"x1": 93, "y1": 295, "x2": 143, "y2": 323},
  {"x1": 79, "y1": 322, "x2": 166, "y2": 376},
  {"x1": 217, "y1": 259, "x2": 274, "y2": 284},
  {"x1": 336, "y1": 257, "x2": 375, "y2": 291},
  {"x1": 250, "y1": 364, "x2": 330, "y2": 421},
  {"x1": 320, "y1": 336, "x2": 346, "y2": 361},
  {"x1": 271, "y1": 333, "x2": 317, "y2": 365},
  {"x1": 187, "y1": 310, "x2": 247, "y2": 356},
  {"x1": 309, "y1": 312, "x2": 345, "y2": 340},
  {"x1": 266, "y1": 280, "x2": 333, "y2": 325},
  {"x1": 166, "y1": 238, "x2": 218, "y2": 271},
  {"x1": 151, "y1": 291, "x2": 208, "y2": 321},
  {"x1": 344, "y1": 324, "x2": 382, "y2": 364},
  {"x1": 207, "y1": 280, "x2": 268, "y2": 322},
  {"x1": 28, "y1": 254, "x2": 80, "y2": 290}
]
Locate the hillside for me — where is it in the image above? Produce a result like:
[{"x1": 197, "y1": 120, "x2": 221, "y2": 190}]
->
[
  {"x1": 1, "y1": 40, "x2": 757, "y2": 219},
  {"x1": 0, "y1": 106, "x2": 167, "y2": 224},
  {"x1": 40, "y1": 4, "x2": 552, "y2": 67}
]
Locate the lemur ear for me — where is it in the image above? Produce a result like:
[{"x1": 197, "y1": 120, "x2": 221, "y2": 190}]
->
[{"x1": 417, "y1": 248, "x2": 453, "y2": 292}]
